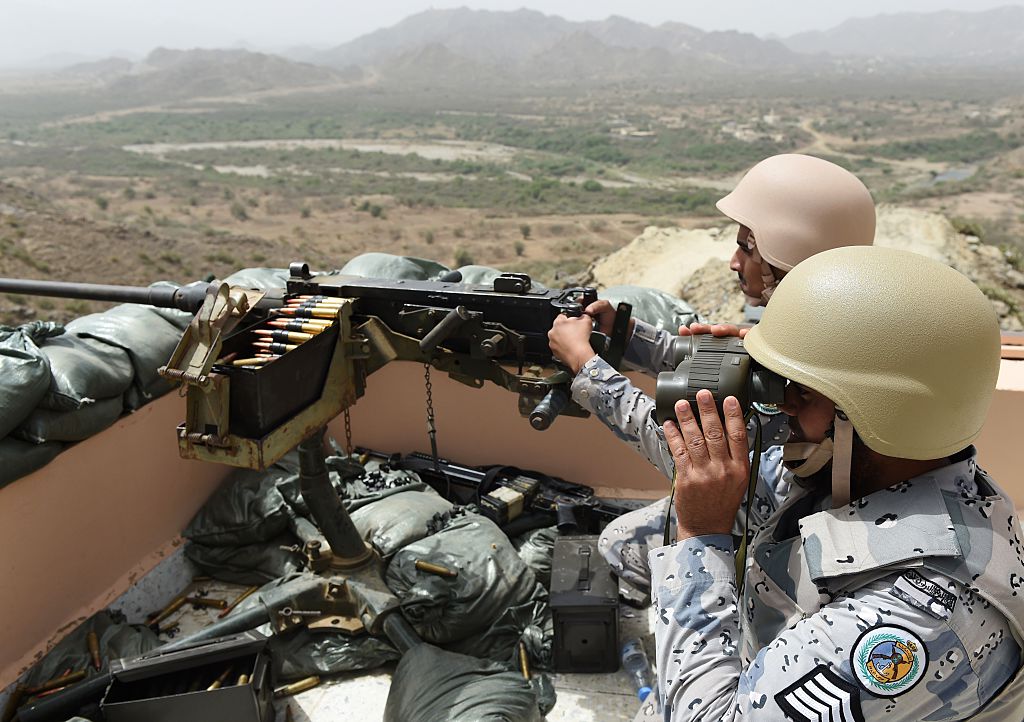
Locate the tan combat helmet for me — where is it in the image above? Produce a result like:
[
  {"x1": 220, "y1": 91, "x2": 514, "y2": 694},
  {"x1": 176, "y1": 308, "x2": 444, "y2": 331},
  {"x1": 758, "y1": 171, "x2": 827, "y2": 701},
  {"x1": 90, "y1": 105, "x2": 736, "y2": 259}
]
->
[
  {"x1": 743, "y1": 246, "x2": 1000, "y2": 505},
  {"x1": 716, "y1": 154, "x2": 876, "y2": 273}
]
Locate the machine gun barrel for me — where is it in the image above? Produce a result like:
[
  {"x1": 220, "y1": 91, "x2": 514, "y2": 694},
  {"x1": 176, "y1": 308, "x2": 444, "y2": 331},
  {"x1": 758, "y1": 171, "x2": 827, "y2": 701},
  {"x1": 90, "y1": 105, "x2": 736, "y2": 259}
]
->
[{"x1": 0, "y1": 278, "x2": 218, "y2": 313}]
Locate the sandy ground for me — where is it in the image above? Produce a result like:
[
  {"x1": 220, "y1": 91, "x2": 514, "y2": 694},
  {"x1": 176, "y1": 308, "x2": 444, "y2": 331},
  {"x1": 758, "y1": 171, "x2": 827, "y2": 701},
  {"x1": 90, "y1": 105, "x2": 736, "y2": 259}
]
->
[{"x1": 124, "y1": 139, "x2": 521, "y2": 163}]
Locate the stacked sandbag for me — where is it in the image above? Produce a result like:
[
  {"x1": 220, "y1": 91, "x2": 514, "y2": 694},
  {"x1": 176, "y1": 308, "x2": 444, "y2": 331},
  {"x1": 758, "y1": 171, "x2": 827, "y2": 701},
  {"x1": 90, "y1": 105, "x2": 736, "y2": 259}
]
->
[
  {"x1": 385, "y1": 511, "x2": 544, "y2": 645},
  {"x1": 601, "y1": 284, "x2": 703, "y2": 331},
  {"x1": 384, "y1": 644, "x2": 555, "y2": 722},
  {"x1": 340, "y1": 252, "x2": 450, "y2": 280},
  {"x1": 0, "y1": 322, "x2": 65, "y2": 486},
  {"x1": 183, "y1": 449, "x2": 436, "y2": 583}
]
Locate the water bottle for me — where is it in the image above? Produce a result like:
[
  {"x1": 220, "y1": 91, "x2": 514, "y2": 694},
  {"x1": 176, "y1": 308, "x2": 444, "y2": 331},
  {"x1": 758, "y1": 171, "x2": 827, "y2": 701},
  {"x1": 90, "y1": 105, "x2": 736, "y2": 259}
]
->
[{"x1": 621, "y1": 638, "x2": 655, "y2": 703}]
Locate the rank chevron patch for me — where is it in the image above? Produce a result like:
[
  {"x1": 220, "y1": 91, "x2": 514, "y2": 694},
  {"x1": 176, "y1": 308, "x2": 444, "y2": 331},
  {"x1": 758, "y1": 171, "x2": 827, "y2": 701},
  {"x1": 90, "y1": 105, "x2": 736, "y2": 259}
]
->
[{"x1": 774, "y1": 665, "x2": 865, "y2": 722}]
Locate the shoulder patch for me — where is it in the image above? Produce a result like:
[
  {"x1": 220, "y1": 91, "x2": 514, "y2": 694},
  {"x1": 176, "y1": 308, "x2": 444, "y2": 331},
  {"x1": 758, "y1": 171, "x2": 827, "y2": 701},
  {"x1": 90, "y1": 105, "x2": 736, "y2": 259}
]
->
[
  {"x1": 890, "y1": 570, "x2": 957, "y2": 620},
  {"x1": 774, "y1": 665, "x2": 864, "y2": 722},
  {"x1": 851, "y1": 625, "x2": 928, "y2": 697}
]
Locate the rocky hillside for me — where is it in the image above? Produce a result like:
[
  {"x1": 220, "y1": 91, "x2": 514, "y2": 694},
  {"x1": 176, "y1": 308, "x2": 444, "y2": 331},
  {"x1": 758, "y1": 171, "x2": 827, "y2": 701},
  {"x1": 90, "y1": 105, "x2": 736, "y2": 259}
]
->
[
  {"x1": 583, "y1": 205, "x2": 1024, "y2": 331},
  {"x1": 784, "y1": 6, "x2": 1024, "y2": 64},
  {"x1": 312, "y1": 7, "x2": 803, "y2": 74},
  {"x1": 0, "y1": 183, "x2": 277, "y2": 326}
]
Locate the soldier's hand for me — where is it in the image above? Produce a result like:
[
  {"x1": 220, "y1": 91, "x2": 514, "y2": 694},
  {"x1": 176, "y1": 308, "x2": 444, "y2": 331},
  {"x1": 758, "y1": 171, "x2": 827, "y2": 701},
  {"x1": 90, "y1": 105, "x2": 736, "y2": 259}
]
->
[
  {"x1": 663, "y1": 390, "x2": 750, "y2": 541},
  {"x1": 678, "y1": 322, "x2": 749, "y2": 339},
  {"x1": 548, "y1": 314, "x2": 597, "y2": 374},
  {"x1": 585, "y1": 299, "x2": 636, "y2": 338}
]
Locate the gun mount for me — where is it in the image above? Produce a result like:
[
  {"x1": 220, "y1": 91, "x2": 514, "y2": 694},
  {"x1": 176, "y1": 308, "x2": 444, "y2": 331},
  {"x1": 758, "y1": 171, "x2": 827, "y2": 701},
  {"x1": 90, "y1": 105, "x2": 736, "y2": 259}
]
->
[{"x1": 0, "y1": 264, "x2": 628, "y2": 472}]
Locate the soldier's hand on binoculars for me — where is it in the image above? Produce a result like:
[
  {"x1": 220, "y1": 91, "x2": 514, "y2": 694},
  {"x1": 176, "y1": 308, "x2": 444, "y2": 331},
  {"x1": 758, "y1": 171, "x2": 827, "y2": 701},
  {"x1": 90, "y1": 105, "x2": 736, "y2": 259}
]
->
[
  {"x1": 664, "y1": 390, "x2": 750, "y2": 541},
  {"x1": 548, "y1": 313, "x2": 597, "y2": 374},
  {"x1": 678, "y1": 322, "x2": 749, "y2": 339}
]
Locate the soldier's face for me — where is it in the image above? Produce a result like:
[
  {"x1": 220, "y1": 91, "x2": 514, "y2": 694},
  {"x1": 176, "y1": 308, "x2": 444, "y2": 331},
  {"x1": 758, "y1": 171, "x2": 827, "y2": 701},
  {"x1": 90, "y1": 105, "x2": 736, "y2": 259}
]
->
[
  {"x1": 730, "y1": 226, "x2": 765, "y2": 301},
  {"x1": 778, "y1": 381, "x2": 835, "y2": 446}
]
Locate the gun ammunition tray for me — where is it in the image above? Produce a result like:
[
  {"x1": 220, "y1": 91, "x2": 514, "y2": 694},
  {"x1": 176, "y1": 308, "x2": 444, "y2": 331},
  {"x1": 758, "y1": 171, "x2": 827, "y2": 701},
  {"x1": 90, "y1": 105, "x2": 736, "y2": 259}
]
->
[
  {"x1": 101, "y1": 630, "x2": 272, "y2": 722},
  {"x1": 216, "y1": 320, "x2": 339, "y2": 438}
]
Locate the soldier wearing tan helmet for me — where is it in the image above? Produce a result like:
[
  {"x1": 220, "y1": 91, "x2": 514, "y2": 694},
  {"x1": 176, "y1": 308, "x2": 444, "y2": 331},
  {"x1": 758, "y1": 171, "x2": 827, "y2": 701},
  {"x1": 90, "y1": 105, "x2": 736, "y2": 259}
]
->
[
  {"x1": 651, "y1": 246, "x2": 1023, "y2": 722},
  {"x1": 719, "y1": 153, "x2": 875, "y2": 306},
  {"x1": 546, "y1": 154, "x2": 876, "y2": 593}
]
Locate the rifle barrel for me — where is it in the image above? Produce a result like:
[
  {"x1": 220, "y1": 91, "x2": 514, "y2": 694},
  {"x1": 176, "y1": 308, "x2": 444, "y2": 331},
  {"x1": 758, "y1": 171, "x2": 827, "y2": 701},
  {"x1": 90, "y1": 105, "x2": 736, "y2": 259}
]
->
[{"x1": 0, "y1": 278, "x2": 215, "y2": 313}]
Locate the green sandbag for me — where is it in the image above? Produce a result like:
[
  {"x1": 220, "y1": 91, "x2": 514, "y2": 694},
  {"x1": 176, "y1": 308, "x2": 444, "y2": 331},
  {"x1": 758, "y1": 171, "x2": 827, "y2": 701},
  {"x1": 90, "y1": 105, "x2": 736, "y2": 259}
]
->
[
  {"x1": 0, "y1": 321, "x2": 63, "y2": 438},
  {"x1": 340, "y1": 252, "x2": 450, "y2": 280},
  {"x1": 0, "y1": 436, "x2": 63, "y2": 489},
  {"x1": 224, "y1": 267, "x2": 290, "y2": 291},
  {"x1": 452, "y1": 265, "x2": 548, "y2": 289},
  {"x1": 184, "y1": 462, "x2": 298, "y2": 547},
  {"x1": 184, "y1": 535, "x2": 302, "y2": 585},
  {"x1": 601, "y1": 284, "x2": 703, "y2": 331},
  {"x1": 37, "y1": 334, "x2": 134, "y2": 411},
  {"x1": 386, "y1": 512, "x2": 540, "y2": 644},
  {"x1": 17, "y1": 396, "x2": 123, "y2": 443},
  {"x1": 443, "y1": 590, "x2": 554, "y2": 670},
  {"x1": 513, "y1": 526, "x2": 559, "y2": 588},
  {"x1": 269, "y1": 629, "x2": 400, "y2": 681},
  {"x1": 384, "y1": 644, "x2": 552, "y2": 722},
  {"x1": 351, "y1": 491, "x2": 454, "y2": 558},
  {"x1": 67, "y1": 306, "x2": 183, "y2": 410},
  {"x1": 22, "y1": 610, "x2": 160, "y2": 688}
]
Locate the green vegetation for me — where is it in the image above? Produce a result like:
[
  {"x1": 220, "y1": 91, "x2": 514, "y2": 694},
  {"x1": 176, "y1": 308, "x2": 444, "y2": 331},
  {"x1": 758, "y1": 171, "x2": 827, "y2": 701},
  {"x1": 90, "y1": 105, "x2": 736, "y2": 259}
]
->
[
  {"x1": 453, "y1": 246, "x2": 474, "y2": 266},
  {"x1": 856, "y1": 131, "x2": 1022, "y2": 164}
]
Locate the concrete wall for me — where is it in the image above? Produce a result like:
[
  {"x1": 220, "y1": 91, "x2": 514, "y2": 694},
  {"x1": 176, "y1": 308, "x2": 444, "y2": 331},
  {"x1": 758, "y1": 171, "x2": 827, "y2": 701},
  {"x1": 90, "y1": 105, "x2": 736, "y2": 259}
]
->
[
  {"x1": 332, "y1": 364, "x2": 668, "y2": 498},
  {"x1": 0, "y1": 395, "x2": 228, "y2": 687},
  {"x1": 975, "y1": 357, "x2": 1024, "y2": 496}
]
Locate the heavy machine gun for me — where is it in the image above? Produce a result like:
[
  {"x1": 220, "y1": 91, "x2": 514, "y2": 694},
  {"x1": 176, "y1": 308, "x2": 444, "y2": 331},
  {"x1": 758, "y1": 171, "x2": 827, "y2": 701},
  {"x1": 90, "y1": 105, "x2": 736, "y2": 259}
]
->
[
  {"x1": 0, "y1": 266, "x2": 635, "y2": 721},
  {"x1": 0, "y1": 263, "x2": 632, "y2": 471}
]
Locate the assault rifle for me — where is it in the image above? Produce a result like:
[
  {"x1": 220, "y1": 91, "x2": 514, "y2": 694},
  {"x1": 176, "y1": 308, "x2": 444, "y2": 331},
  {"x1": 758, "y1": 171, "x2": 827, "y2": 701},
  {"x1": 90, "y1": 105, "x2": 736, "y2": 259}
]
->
[
  {"x1": 0, "y1": 263, "x2": 633, "y2": 471},
  {"x1": 358, "y1": 448, "x2": 644, "y2": 536}
]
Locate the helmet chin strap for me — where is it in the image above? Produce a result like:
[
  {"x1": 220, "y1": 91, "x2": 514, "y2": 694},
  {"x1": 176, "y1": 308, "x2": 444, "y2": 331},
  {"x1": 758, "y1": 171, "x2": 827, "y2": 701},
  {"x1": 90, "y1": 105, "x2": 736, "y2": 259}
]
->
[
  {"x1": 746, "y1": 234, "x2": 781, "y2": 305},
  {"x1": 782, "y1": 410, "x2": 855, "y2": 508}
]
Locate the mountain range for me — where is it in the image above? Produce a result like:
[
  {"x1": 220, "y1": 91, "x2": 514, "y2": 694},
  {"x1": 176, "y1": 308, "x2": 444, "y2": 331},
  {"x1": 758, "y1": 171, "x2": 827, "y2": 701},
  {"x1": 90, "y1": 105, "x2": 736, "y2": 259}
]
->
[{"x1": 26, "y1": 5, "x2": 1024, "y2": 101}]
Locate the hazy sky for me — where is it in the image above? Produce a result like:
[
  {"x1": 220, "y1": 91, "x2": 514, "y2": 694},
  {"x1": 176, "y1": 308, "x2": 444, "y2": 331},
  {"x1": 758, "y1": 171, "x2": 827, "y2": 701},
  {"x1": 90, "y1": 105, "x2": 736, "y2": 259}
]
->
[{"x1": 5, "y1": 0, "x2": 1024, "y2": 67}]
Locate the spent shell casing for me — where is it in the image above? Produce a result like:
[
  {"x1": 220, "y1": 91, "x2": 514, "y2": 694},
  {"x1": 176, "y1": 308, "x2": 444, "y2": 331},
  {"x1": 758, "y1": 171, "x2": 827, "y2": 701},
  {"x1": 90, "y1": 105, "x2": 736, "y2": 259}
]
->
[
  {"x1": 236, "y1": 674, "x2": 250, "y2": 686},
  {"x1": 253, "y1": 341, "x2": 298, "y2": 353},
  {"x1": 268, "y1": 319, "x2": 329, "y2": 334},
  {"x1": 519, "y1": 641, "x2": 531, "y2": 680},
  {"x1": 414, "y1": 559, "x2": 458, "y2": 578},
  {"x1": 185, "y1": 596, "x2": 228, "y2": 610},
  {"x1": 273, "y1": 675, "x2": 321, "y2": 698},
  {"x1": 218, "y1": 585, "x2": 260, "y2": 618},
  {"x1": 207, "y1": 665, "x2": 234, "y2": 691},
  {"x1": 148, "y1": 595, "x2": 186, "y2": 627},
  {"x1": 24, "y1": 669, "x2": 87, "y2": 696},
  {"x1": 86, "y1": 631, "x2": 101, "y2": 670},
  {"x1": 275, "y1": 307, "x2": 337, "y2": 320},
  {"x1": 254, "y1": 329, "x2": 314, "y2": 343}
]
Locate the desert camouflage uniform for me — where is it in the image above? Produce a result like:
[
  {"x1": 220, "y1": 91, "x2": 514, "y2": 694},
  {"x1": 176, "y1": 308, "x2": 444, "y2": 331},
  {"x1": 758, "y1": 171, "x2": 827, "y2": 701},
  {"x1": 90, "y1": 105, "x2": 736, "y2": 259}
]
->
[
  {"x1": 570, "y1": 319, "x2": 789, "y2": 589},
  {"x1": 648, "y1": 449, "x2": 1024, "y2": 721}
]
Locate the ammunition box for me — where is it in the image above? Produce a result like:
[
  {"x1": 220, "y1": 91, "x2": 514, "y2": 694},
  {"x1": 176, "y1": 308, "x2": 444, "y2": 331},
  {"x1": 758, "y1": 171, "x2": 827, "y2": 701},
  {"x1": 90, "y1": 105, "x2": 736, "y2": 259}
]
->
[
  {"x1": 216, "y1": 320, "x2": 338, "y2": 438},
  {"x1": 101, "y1": 631, "x2": 272, "y2": 722},
  {"x1": 549, "y1": 535, "x2": 619, "y2": 673}
]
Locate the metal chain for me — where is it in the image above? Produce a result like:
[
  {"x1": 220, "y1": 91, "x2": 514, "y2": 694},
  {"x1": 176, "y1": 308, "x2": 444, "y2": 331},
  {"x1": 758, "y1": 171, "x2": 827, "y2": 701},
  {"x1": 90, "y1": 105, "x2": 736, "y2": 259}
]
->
[
  {"x1": 343, "y1": 408, "x2": 353, "y2": 456},
  {"x1": 424, "y1": 363, "x2": 440, "y2": 471}
]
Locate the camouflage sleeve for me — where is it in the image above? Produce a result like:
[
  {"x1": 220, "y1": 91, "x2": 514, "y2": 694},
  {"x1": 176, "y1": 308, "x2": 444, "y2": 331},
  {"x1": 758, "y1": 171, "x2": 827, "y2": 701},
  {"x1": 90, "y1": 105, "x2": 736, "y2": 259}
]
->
[
  {"x1": 650, "y1": 539, "x2": 1020, "y2": 721},
  {"x1": 571, "y1": 355, "x2": 674, "y2": 479},
  {"x1": 622, "y1": 319, "x2": 680, "y2": 377}
]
